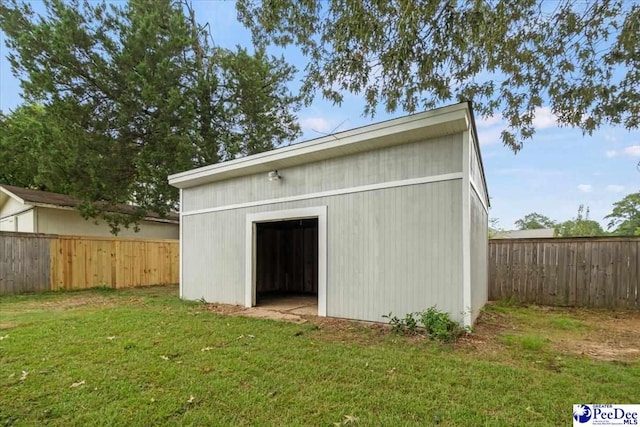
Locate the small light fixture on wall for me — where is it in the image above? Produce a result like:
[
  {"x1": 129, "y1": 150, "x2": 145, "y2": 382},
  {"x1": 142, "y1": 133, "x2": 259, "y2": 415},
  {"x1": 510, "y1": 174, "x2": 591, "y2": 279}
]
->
[{"x1": 268, "y1": 170, "x2": 281, "y2": 182}]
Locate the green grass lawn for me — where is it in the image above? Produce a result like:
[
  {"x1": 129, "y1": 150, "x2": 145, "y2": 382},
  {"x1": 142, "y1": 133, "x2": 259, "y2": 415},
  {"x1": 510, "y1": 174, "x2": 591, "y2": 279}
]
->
[{"x1": 1, "y1": 286, "x2": 638, "y2": 426}]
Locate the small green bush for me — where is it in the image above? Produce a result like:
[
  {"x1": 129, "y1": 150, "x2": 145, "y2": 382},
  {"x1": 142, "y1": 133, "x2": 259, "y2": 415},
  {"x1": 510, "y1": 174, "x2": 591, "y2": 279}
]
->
[
  {"x1": 382, "y1": 312, "x2": 419, "y2": 335},
  {"x1": 383, "y1": 307, "x2": 468, "y2": 342},
  {"x1": 418, "y1": 307, "x2": 467, "y2": 342}
]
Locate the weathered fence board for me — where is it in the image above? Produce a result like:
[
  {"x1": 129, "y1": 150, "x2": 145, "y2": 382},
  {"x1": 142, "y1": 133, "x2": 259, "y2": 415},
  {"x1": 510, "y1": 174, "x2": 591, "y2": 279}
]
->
[
  {"x1": 489, "y1": 237, "x2": 640, "y2": 308},
  {"x1": 0, "y1": 232, "x2": 53, "y2": 295},
  {"x1": 1, "y1": 232, "x2": 178, "y2": 295}
]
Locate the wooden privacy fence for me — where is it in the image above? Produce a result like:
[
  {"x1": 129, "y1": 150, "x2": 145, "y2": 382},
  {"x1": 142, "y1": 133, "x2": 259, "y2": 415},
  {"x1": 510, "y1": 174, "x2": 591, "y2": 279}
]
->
[
  {"x1": 0, "y1": 231, "x2": 178, "y2": 295},
  {"x1": 489, "y1": 237, "x2": 639, "y2": 308}
]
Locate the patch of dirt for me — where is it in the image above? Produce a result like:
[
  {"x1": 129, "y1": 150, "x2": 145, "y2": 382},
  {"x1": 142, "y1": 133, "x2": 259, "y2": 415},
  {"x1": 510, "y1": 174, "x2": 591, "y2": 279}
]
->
[
  {"x1": 305, "y1": 315, "x2": 393, "y2": 345},
  {"x1": 40, "y1": 296, "x2": 117, "y2": 310},
  {"x1": 235, "y1": 307, "x2": 308, "y2": 323},
  {"x1": 554, "y1": 311, "x2": 640, "y2": 362},
  {"x1": 0, "y1": 322, "x2": 18, "y2": 331},
  {"x1": 469, "y1": 305, "x2": 640, "y2": 362},
  {"x1": 201, "y1": 303, "x2": 246, "y2": 316},
  {"x1": 1, "y1": 295, "x2": 119, "y2": 315},
  {"x1": 200, "y1": 302, "x2": 393, "y2": 345}
]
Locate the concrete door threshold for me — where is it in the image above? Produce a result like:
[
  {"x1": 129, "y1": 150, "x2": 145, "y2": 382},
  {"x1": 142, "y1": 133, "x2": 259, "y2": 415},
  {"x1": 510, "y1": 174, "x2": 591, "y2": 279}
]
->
[{"x1": 236, "y1": 295, "x2": 318, "y2": 323}]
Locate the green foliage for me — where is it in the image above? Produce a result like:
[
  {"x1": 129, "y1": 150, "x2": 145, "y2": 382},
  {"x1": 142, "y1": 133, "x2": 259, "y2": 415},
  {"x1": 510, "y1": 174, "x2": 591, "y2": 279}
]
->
[
  {"x1": 514, "y1": 212, "x2": 557, "y2": 230},
  {"x1": 383, "y1": 307, "x2": 467, "y2": 342},
  {"x1": 0, "y1": 105, "x2": 63, "y2": 191},
  {"x1": 554, "y1": 205, "x2": 605, "y2": 237},
  {"x1": 417, "y1": 307, "x2": 467, "y2": 343},
  {"x1": 488, "y1": 217, "x2": 503, "y2": 239},
  {"x1": 605, "y1": 192, "x2": 640, "y2": 236},
  {"x1": 382, "y1": 312, "x2": 419, "y2": 335},
  {"x1": 0, "y1": 0, "x2": 301, "y2": 233},
  {"x1": 237, "y1": 0, "x2": 639, "y2": 151}
]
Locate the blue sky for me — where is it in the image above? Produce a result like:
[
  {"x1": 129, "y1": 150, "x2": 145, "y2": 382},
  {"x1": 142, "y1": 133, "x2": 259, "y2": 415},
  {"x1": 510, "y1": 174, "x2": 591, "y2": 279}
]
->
[{"x1": 1, "y1": 1, "x2": 638, "y2": 230}]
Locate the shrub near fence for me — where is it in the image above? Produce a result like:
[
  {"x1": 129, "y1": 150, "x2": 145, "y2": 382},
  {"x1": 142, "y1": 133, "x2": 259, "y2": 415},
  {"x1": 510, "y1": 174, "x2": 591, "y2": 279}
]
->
[
  {"x1": 489, "y1": 237, "x2": 639, "y2": 308},
  {"x1": 0, "y1": 231, "x2": 178, "y2": 295}
]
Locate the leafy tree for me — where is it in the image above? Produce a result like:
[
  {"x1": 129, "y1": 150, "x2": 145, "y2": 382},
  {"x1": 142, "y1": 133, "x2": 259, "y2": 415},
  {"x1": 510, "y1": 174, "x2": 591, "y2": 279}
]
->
[
  {"x1": 554, "y1": 205, "x2": 605, "y2": 237},
  {"x1": 488, "y1": 217, "x2": 503, "y2": 239},
  {"x1": 0, "y1": 0, "x2": 301, "y2": 232},
  {"x1": 0, "y1": 105, "x2": 66, "y2": 191},
  {"x1": 514, "y1": 212, "x2": 556, "y2": 230},
  {"x1": 237, "y1": 0, "x2": 639, "y2": 151},
  {"x1": 605, "y1": 192, "x2": 640, "y2": 236}
]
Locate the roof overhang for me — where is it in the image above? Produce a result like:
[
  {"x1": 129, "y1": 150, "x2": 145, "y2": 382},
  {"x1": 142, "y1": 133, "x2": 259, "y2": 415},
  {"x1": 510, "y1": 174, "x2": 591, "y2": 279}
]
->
[
  {"x1": 169, "y1": 103, "x2": 473, "y2": 189},
  {"x1": 0, "y1": 185, "x2": 25, "y2": 204}
]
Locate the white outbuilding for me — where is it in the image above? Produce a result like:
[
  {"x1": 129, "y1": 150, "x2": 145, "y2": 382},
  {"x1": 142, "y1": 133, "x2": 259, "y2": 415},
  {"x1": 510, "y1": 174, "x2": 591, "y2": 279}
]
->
[{"x1": 169, "y1": 103, "x2": 489, "y2": 326}]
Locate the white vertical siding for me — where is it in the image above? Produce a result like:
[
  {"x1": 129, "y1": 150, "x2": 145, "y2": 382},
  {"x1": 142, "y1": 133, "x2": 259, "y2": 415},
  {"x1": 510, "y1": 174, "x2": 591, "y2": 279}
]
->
[
  {"x1": 183, "y1": 135, "x2": 463, "y2": 212},
  {"x1": 469, "y1": 190, "x2": 488, "y2": 323},
  {"x1": 181, "y1": 179, "x2": 464, "y2": 323},
  {"x1": 466, "y1": 130, "x2": 489, "y2": 324},
  {"x1": 469, "y1": 133, "x2": 488, "y2": 208}
]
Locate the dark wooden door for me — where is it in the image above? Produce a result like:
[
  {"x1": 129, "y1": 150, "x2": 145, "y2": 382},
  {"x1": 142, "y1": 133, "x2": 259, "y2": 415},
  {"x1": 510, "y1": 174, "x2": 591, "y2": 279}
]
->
[{"x1": 256, "y1": 219, "x2": 318, "y2": 295}]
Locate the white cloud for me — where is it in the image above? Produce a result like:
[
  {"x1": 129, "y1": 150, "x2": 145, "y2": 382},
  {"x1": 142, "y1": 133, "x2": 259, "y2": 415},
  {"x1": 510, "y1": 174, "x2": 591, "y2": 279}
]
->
[
  {"x1": 477, "y1": 127, "x2": 504, "y2": 146},
  {"x1": 604, "y1": 133, "x2": 617, "y2": 143},
  {"x1": 532, "y1": 106, "x2": 557, "y2": 129},
  {"x1": 475, "y1": 113, "x2": 506, "y2": 146},
  {"x1": 577, "y1": 184, "x2": 593, "y2": 193},
  {"x1": 622, "y1": 145, "x2": 640, "y2": 158},
  {"x1": 605, "y1": 150, "x2": 617, "y2": 158},
  {"x1": 299, "y1": 117, "x2": 332, "y2": 134},
  {"x1": 299, "y1": 117, "x2": 351, "y2": 137},
  {"x1": 477, "y1": 114, "x2": 503, "y2": 127},
  {"x1": 606, "y1": 185, "x2": 625, "y2": 193}
]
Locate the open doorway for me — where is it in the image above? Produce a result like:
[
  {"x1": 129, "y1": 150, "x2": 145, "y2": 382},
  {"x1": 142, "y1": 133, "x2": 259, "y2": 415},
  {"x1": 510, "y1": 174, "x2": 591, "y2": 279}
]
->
[
  {"x1": 245, "y1": 206, "x2": 327, "y2": 316},
  {"x1": 255, "y1": 218, "x2": 318, "y2": 315}
]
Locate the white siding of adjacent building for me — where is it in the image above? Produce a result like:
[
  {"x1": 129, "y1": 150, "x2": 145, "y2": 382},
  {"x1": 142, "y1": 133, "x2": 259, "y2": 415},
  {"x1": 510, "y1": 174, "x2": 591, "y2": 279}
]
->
[
  {"x1": 0, "y1": 197, "x2": 34, "y2": 232},
  {"x1": 36, "y1": 207, "x2": 178, "y2": 239},
  {"x1": 0, "y1": 196, "x2": 26, "y2": 218},
  {"x1": 15, "y1": 210, "x2": 35, "y2": 233},
  {"x1": 181, "y1": 134, "x2": 467, "y2": 323},
  {"x1": 0, "y1": 216, "x2": 16, "y2": 231}
]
